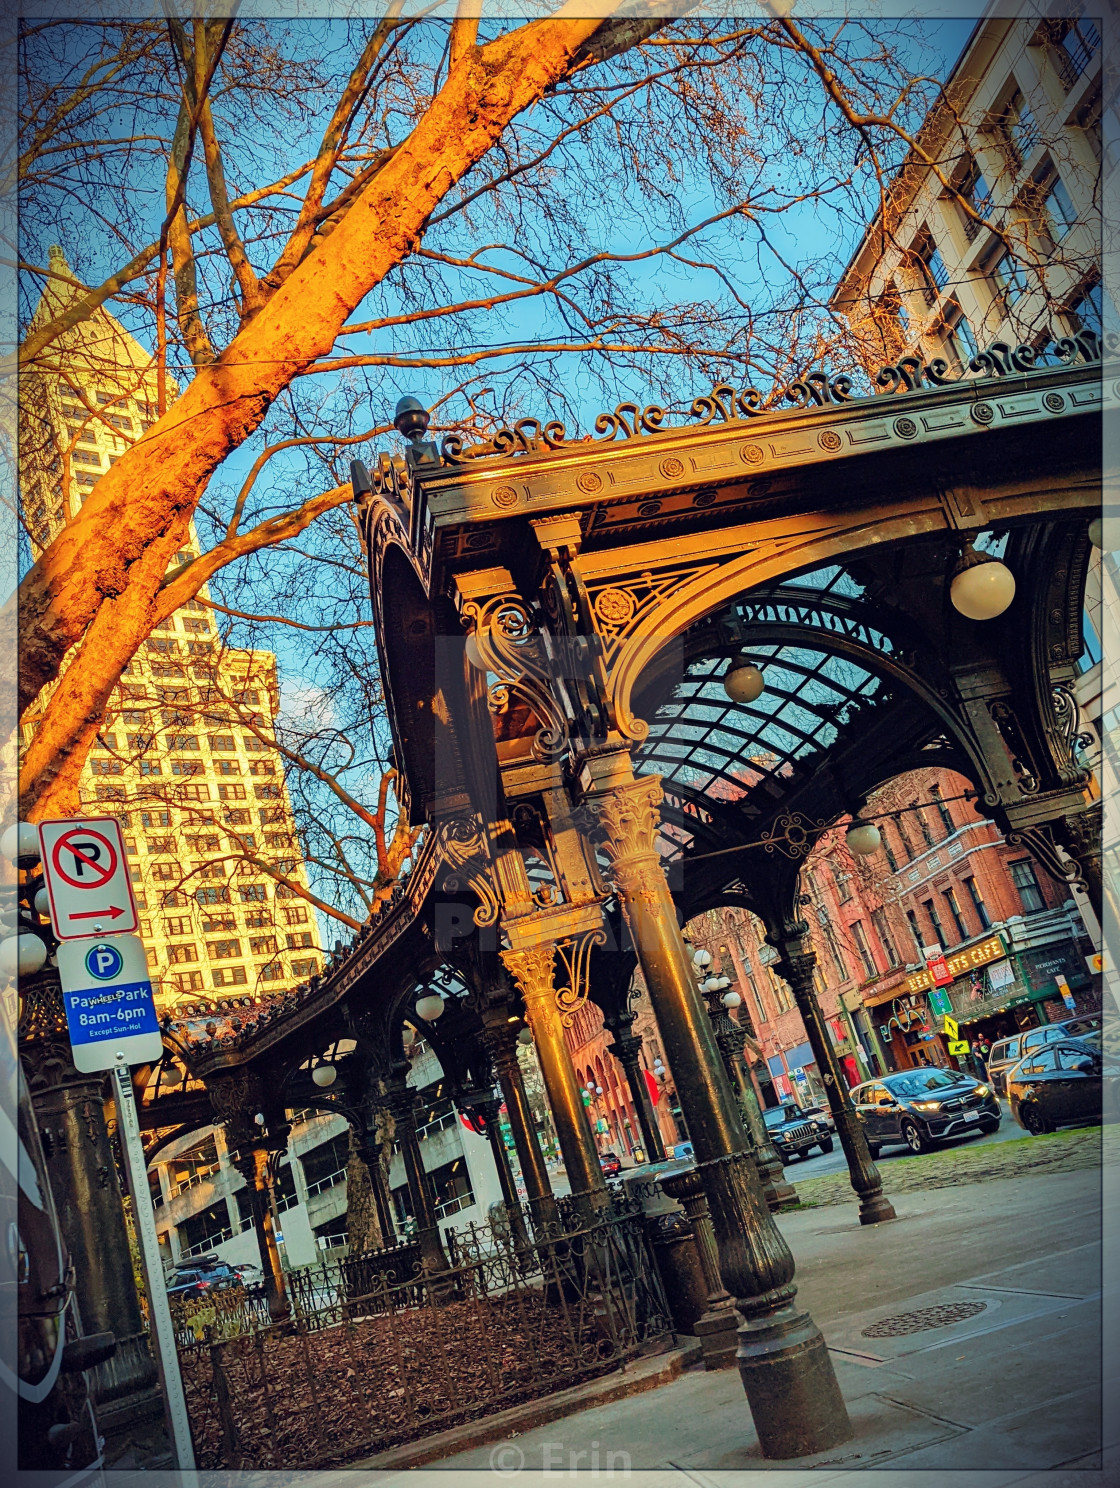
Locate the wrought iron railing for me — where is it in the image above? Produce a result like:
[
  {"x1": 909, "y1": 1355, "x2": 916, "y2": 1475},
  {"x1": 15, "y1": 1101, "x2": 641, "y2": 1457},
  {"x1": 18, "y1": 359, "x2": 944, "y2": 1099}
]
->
[{"x1": 175, "y1": 1199, "x2": 673, "y2": 1469}]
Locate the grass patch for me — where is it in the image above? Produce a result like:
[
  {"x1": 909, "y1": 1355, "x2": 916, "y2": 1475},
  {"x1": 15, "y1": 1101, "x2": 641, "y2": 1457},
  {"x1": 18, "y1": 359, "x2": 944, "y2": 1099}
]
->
[{"x1": 786, "y1": 1125, "x2": 1103, "y2": 1210}]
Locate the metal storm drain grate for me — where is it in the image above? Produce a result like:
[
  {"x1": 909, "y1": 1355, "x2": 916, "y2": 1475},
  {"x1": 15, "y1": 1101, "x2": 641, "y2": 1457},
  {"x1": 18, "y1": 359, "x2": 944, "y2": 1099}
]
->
[{"x1": 861, "y1": 1301, "x2": 987, "y2": 1338}]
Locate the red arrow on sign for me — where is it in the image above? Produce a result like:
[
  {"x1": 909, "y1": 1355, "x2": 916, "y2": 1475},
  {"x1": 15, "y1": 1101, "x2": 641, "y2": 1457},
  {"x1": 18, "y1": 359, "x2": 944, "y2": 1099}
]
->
[{"x1": 70, "y1": 905, "x2": 127, "y2": 922}]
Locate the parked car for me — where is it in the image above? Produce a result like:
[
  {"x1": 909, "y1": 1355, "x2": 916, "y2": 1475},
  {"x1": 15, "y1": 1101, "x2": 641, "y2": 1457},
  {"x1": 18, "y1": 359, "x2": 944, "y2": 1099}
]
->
[
  {"x1": 166, "y1": 1260, "x2": 243, "y2": 1300},
  {"x1": 1006, "y1": 1037, "x2": 1113, "y2": 1135},
  {"x1": 851, "y1": 1069, "x2": 1000, "y2": 1156},
  {"x1": 762, "y1": 1103, "x2": 834, "y2": 1161},
  {"x1": 799, "y1": 1103, "x2": 836, "y2": 1134},
  {"x1": 599, "y1": 1151, "x2": 623, "y2": 1177},
  {"x1": 669, "y1": 1141, "x2": 694, "y2": 1161},
  {"x1": 233, "y1": 1262, "x2": 264, "y2": 1289},
  {"x1": 987, "y1": 1017, "x2": 1103, "y2": 1096}
]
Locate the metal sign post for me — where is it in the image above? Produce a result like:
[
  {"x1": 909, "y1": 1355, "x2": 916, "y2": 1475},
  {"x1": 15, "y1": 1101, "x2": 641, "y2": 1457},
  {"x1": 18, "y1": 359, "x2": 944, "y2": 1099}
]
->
[{"x1": 112, "y1": 1062, "x2": 197, "y2": 1472}]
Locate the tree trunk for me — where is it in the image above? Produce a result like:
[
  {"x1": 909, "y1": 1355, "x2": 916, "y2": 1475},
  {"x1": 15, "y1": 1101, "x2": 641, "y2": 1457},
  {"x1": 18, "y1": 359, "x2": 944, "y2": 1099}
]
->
[{"x1": 16, "y1": 14, "x2": 622, "y2": 819}]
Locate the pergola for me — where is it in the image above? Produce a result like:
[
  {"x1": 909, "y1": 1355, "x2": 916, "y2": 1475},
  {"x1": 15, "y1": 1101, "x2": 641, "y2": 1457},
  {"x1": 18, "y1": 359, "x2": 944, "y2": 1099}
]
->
[{"x1": 21, "y1": 332, "x2": 1104, "y2": 1461}]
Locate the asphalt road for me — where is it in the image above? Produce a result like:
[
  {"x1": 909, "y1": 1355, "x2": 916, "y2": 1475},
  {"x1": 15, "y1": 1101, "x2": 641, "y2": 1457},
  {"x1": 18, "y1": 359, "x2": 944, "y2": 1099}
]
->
[{"x1": 778, "y1": 1103, "x2": 1027, "y2": 1181}]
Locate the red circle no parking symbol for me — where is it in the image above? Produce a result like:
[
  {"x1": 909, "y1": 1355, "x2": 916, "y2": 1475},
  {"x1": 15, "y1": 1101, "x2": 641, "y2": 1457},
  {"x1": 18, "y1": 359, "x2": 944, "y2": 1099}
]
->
[{"x1": 51, "y1": 828, "x2": 117, "y2": 889}]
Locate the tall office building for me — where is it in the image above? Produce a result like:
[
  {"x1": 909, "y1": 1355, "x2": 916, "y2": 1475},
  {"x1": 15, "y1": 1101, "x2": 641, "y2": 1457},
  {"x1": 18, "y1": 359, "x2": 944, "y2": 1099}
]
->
[{"x1": 20, "y1": 247, "x2": 322, "y2": 1013}]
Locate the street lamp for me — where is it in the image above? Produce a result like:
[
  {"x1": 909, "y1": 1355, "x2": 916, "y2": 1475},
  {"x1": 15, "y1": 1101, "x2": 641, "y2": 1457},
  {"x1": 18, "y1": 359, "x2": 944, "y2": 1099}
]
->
[
  {"x1": 414, "y1": 991, "x2": 445, "y2": 1021},
  {"x1": 0, "y1": 933, "x2": 48, "y2": 976},
  {"x1": 949, "y1": 542, "x2": 1016, "y2": 620},
  {"x1": 845, "y1": 821, "x2": 882, "y2": 856},
  {"x1": 1089, "y1": 516, "x2": 1103, "y2": 548},
  {"x1": 692, "y1": 948, "x2": 712, "y2": 971},
  {"x1": 0, "y1": 822, "x2": 40, "y2": 863},
  {"x1": 312, "y1": 1063, "x2": 337, "y2": 1088},
  {"x1": 723, "y1": 653, "x2": 765, "y2": 703},
  {"x1": 516, "y1": 1027, "x2": 534, "y2": 1046}
]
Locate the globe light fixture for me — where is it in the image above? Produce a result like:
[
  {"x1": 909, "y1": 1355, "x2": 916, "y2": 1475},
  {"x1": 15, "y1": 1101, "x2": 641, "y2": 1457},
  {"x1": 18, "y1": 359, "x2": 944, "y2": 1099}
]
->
[
  {"x1": 161, "y1": 1061, "x2": 184, "y2": 1087},
  {"x1": 402, "y1": 1024, "x2": 417, "y2": 1048},
  {"x1": 1, "y1": 822, "x2": 40, "y2": 863},
  {"x1": 721, "y1": 988, "x2": 743, "y2": 1009},
  {"x1": 692, "y1": 948, "x2": 712, "y2": 971},
  {"x1": 414, "y1": 992, "x2": 445, "y2": 1021},
  {"x1": 464, "y1": 632, "x2": 486, "y2": 671},
  {"x1": 0, "y1": 933, "x2": 47, "y2": 977},
  {"x1": 33, "y1": 888, "x2": 51, "y2": 917},
  {"x1": 312, "y1": 1063, "x2": 337, "y2": 1088},
  {"x1": 517, "y1": 1027, "x2": 534, "y2": 1046},
  {"x1": 1088, "y1": 516, "x2": 1104, "y2": 549},
  {"x1": 723, "y1": 653, "x2": 765, "y2": 704},
  {"x1": 949, "y1": 543, "x2": 1016, "y2": 620},
  {"x1": 845, "y1": 822, "x2": 882, "y2": 857}
]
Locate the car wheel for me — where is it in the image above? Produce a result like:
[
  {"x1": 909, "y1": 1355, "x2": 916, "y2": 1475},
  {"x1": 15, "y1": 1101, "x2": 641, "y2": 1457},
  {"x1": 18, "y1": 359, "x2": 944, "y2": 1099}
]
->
[
  {"x1": 1021, "y1": 1103, "x2": 1052, "y2": 1136},
  {"x1": 818, "y1": 1137, "x2": 834, "y2": 1153},
  {"x1": 901, "y1": 1119, "x2": 929, "y2": 1154}
]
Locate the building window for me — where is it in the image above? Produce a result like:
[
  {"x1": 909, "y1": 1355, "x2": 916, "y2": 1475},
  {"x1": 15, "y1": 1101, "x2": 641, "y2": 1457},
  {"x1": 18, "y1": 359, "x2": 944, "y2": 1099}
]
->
[
  {"x1": 138, "y1": 759, "x2": 162, "y2": 776},
  {"x1": 195, "y1": 885, "x2": 231, "y2": 905},
  {"x1": 929, "y1": 783, "x2": 955, "y2": 836},
  {"x1": 171, "y1": 760, "x2": 203, "y2": 777},
  {"x1": 957, "y1": 159, "x2": 994, "y2": 241},
  {"x1": 923, "y1": 899, "x2": 947, "y2": 947},
  {"x1": 1010, "y1": 859, "x2": 1046, "y2": 913},
  {"x1": 962, "y1": 875, "x2": 991, "y2": 930},
  {"x1": 259, "y1": 961, "x2": 285, "y2": 981},
  {"x1": 989, "y1": 251, "x2": 1034, "y2": 313},
  {"x1": 1052, "y1": 18, "x2": 1100, "y2": 90},
  {"x1": 942, "y1": 303, "x2": 979, "y2": 370},
  {"x1": 249, "y1": 936, "x2": 277, "y2": 955},
  {"x1": 282, "y1": 905, "x2": 309, "y2": 925},
  {"x1": 913, "y1": 804, "x2": 934, "y2": 849},
  {"x1": 882, "y1": 831, "x2": 899, "y2": 872},
  {"x1": 291, "y1": 957, "x2": 318, "y2": 978},
  {"x1": 212, "y1": 965, "x2": 248, "y2": 987},
  {"x1": 164, "y1": 917, "x2": 191, "y2": 936},
  {"x1": 219, "y1": 783, "x2": 247, "y2": 801},
  {"x1": 90, "y1": 757, "x2": 121, "y2": 775},
  {"x1": 999, "y1": 86, "x2": 1041, "y2": 165},
  {"x1": 286, "y1": 931, "x2": 314, "y2": 949},
  {"x1": 170, "y1": 969, "x2": 204, "y2": 994},
  {"x1": 239, "y1": 883, "x2": 268, "y2": 903},
  {"x1": 871, "y1": 908, "x2": 899, "y2": 966},
  {"x1": 209, "y1": 735, "x2": 236, "y2": 751},
  {"x1": 904, "y1": 909, "x2": 923, "y2": 954},
  {"x1": 850, "y1": 920, "x2": 878, "y2": 979},
  {"x1": 1066, "y1": 278, "x2": 1103, "y2": 337},
  {"x1": 912, "y1": 229, "x2": 949, "y2": 301},
  {"x1": 207, "y1": 938, "x2": 240, "y2": 959},
  {"x1": 1039, "y1": 167, "x2": 1078, "y2": 236},
  {"x1": 943, "y1": 886, "x2": 968, "y2": 944},
  {"x1": 216, "y1": 759, "x2": 240, "y2": 776}
]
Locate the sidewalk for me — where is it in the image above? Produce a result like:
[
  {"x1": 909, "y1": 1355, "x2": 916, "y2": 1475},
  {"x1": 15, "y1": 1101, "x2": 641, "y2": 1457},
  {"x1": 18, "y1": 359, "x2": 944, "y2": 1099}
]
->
[{"x1": 355, "y1": 1155, "x2": 1115, "y2": 1480}]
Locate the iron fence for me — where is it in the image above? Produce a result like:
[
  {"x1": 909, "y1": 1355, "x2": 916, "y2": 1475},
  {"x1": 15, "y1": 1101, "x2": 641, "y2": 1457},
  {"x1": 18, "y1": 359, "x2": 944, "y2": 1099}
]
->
[{"x1": 175, "y1": 1199, "x2": 673, "y2": 1469}]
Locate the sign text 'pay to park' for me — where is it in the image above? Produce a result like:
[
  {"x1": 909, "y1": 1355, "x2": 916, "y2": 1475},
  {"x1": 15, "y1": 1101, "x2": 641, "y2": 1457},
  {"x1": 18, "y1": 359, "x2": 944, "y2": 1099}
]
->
[{"x1": 56, "y1": 935, "x2": 163, "y2": 1074}]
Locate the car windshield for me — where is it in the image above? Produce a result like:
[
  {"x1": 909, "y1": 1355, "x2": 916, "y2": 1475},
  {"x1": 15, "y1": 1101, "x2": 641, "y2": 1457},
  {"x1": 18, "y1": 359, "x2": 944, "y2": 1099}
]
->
[
  {"x1": 763, "y1": 1106, "x2": 800, "y2": 1127},
  {"x1": 887, "y1": 1070, "x2": 963, "y2": 1097}
]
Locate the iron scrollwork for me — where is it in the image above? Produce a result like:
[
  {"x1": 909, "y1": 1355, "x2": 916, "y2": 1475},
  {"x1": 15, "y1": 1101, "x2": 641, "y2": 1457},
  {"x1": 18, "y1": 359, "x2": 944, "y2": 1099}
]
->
[{"x1": 459, "y1": 590, "x2": 570, "y2": 761}]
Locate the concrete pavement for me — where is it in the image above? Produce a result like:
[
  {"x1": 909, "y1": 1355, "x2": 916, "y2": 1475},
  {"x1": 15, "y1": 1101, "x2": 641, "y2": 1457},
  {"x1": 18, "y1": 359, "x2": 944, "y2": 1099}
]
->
[{"x1": 375, "y1": 1157, "x2": 1115, "y2": 1480}]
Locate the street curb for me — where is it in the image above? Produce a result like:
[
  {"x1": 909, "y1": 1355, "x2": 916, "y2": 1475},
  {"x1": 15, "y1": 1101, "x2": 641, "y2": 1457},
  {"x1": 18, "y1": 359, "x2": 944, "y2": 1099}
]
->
[{"x1": 356, "y1": 1339, "x2": 703, "y2": 1470}]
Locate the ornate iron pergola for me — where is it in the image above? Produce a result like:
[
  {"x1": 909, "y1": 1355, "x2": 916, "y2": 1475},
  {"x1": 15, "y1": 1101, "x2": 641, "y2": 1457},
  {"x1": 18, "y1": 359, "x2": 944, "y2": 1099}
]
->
[{"x1": 21, "y1": 333, "x2": 1105, "y2": 1461}]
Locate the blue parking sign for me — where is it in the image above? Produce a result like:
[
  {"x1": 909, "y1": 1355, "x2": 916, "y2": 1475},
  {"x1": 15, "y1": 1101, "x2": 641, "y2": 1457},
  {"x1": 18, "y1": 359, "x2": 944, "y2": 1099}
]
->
[{"x1": 56, "y1": 934, "x2": 164, "y2": 1073}]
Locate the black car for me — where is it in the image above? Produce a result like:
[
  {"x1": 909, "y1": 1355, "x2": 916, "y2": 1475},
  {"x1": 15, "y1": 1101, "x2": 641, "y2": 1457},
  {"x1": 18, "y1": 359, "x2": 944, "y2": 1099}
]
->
[
  {"x1": 762, "y1": 1102, "x2": 834, "y2": 1160},
  {"x1": 851, "y1": 1068, "x2": 1000, "y2": 1155},
  {"x1": 166, "y1": 1260, "x2": 243, "y2": 1300},
  {"x1": 1006, "y1": 1037, "x2": 1112, "y2": 1135},
  {"x1": 986, "y1": 1015, "x2": 1103, "y2": 1096}
]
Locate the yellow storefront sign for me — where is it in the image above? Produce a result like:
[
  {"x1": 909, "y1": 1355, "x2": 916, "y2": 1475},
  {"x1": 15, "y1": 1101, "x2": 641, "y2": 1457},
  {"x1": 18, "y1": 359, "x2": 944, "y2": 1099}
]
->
[{"x1": 905, "y1": 933, "x2": 1007, "y2": 995}]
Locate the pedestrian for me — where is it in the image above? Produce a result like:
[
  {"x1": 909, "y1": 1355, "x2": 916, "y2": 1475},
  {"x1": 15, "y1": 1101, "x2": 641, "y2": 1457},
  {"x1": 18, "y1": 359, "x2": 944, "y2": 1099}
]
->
[{"x1": 971, "y1": 1037, "x2": 990, "y2": 1080}]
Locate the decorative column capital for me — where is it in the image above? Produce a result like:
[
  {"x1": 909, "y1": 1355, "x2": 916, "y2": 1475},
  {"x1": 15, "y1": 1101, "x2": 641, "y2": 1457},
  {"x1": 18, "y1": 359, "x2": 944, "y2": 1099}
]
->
[
  {"x1": 583, "y1": 774, "x2": 663, "y2": 868},
  {"x1": 479, "y1": 1015, "x2": 522, "y2": 1077},
  {"x1": 501, "y1": 943, "x2": 557, "y2": 1007}
]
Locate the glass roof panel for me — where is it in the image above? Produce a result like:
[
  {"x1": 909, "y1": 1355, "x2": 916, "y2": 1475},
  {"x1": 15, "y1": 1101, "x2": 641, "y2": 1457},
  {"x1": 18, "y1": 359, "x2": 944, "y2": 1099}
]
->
[{"x1": 637, "y1": 562, "x2": 892, "y2": 812}]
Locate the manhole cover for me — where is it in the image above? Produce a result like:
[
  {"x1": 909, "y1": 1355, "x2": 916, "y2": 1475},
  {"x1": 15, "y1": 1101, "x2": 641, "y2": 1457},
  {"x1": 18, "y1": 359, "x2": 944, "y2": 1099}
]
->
[{"x1": 861, "y1": 1301, "x2": 987, "y2": 1338}]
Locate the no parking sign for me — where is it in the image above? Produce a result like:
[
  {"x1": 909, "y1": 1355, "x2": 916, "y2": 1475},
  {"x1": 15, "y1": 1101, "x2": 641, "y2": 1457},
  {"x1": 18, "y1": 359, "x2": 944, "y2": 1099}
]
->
[
  {"x1": 37, "y1": 816, "x2": 139, "y2": 939},
  {"x1": 56, "y1": 935, "x2": 163, "y2": 1072}
]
